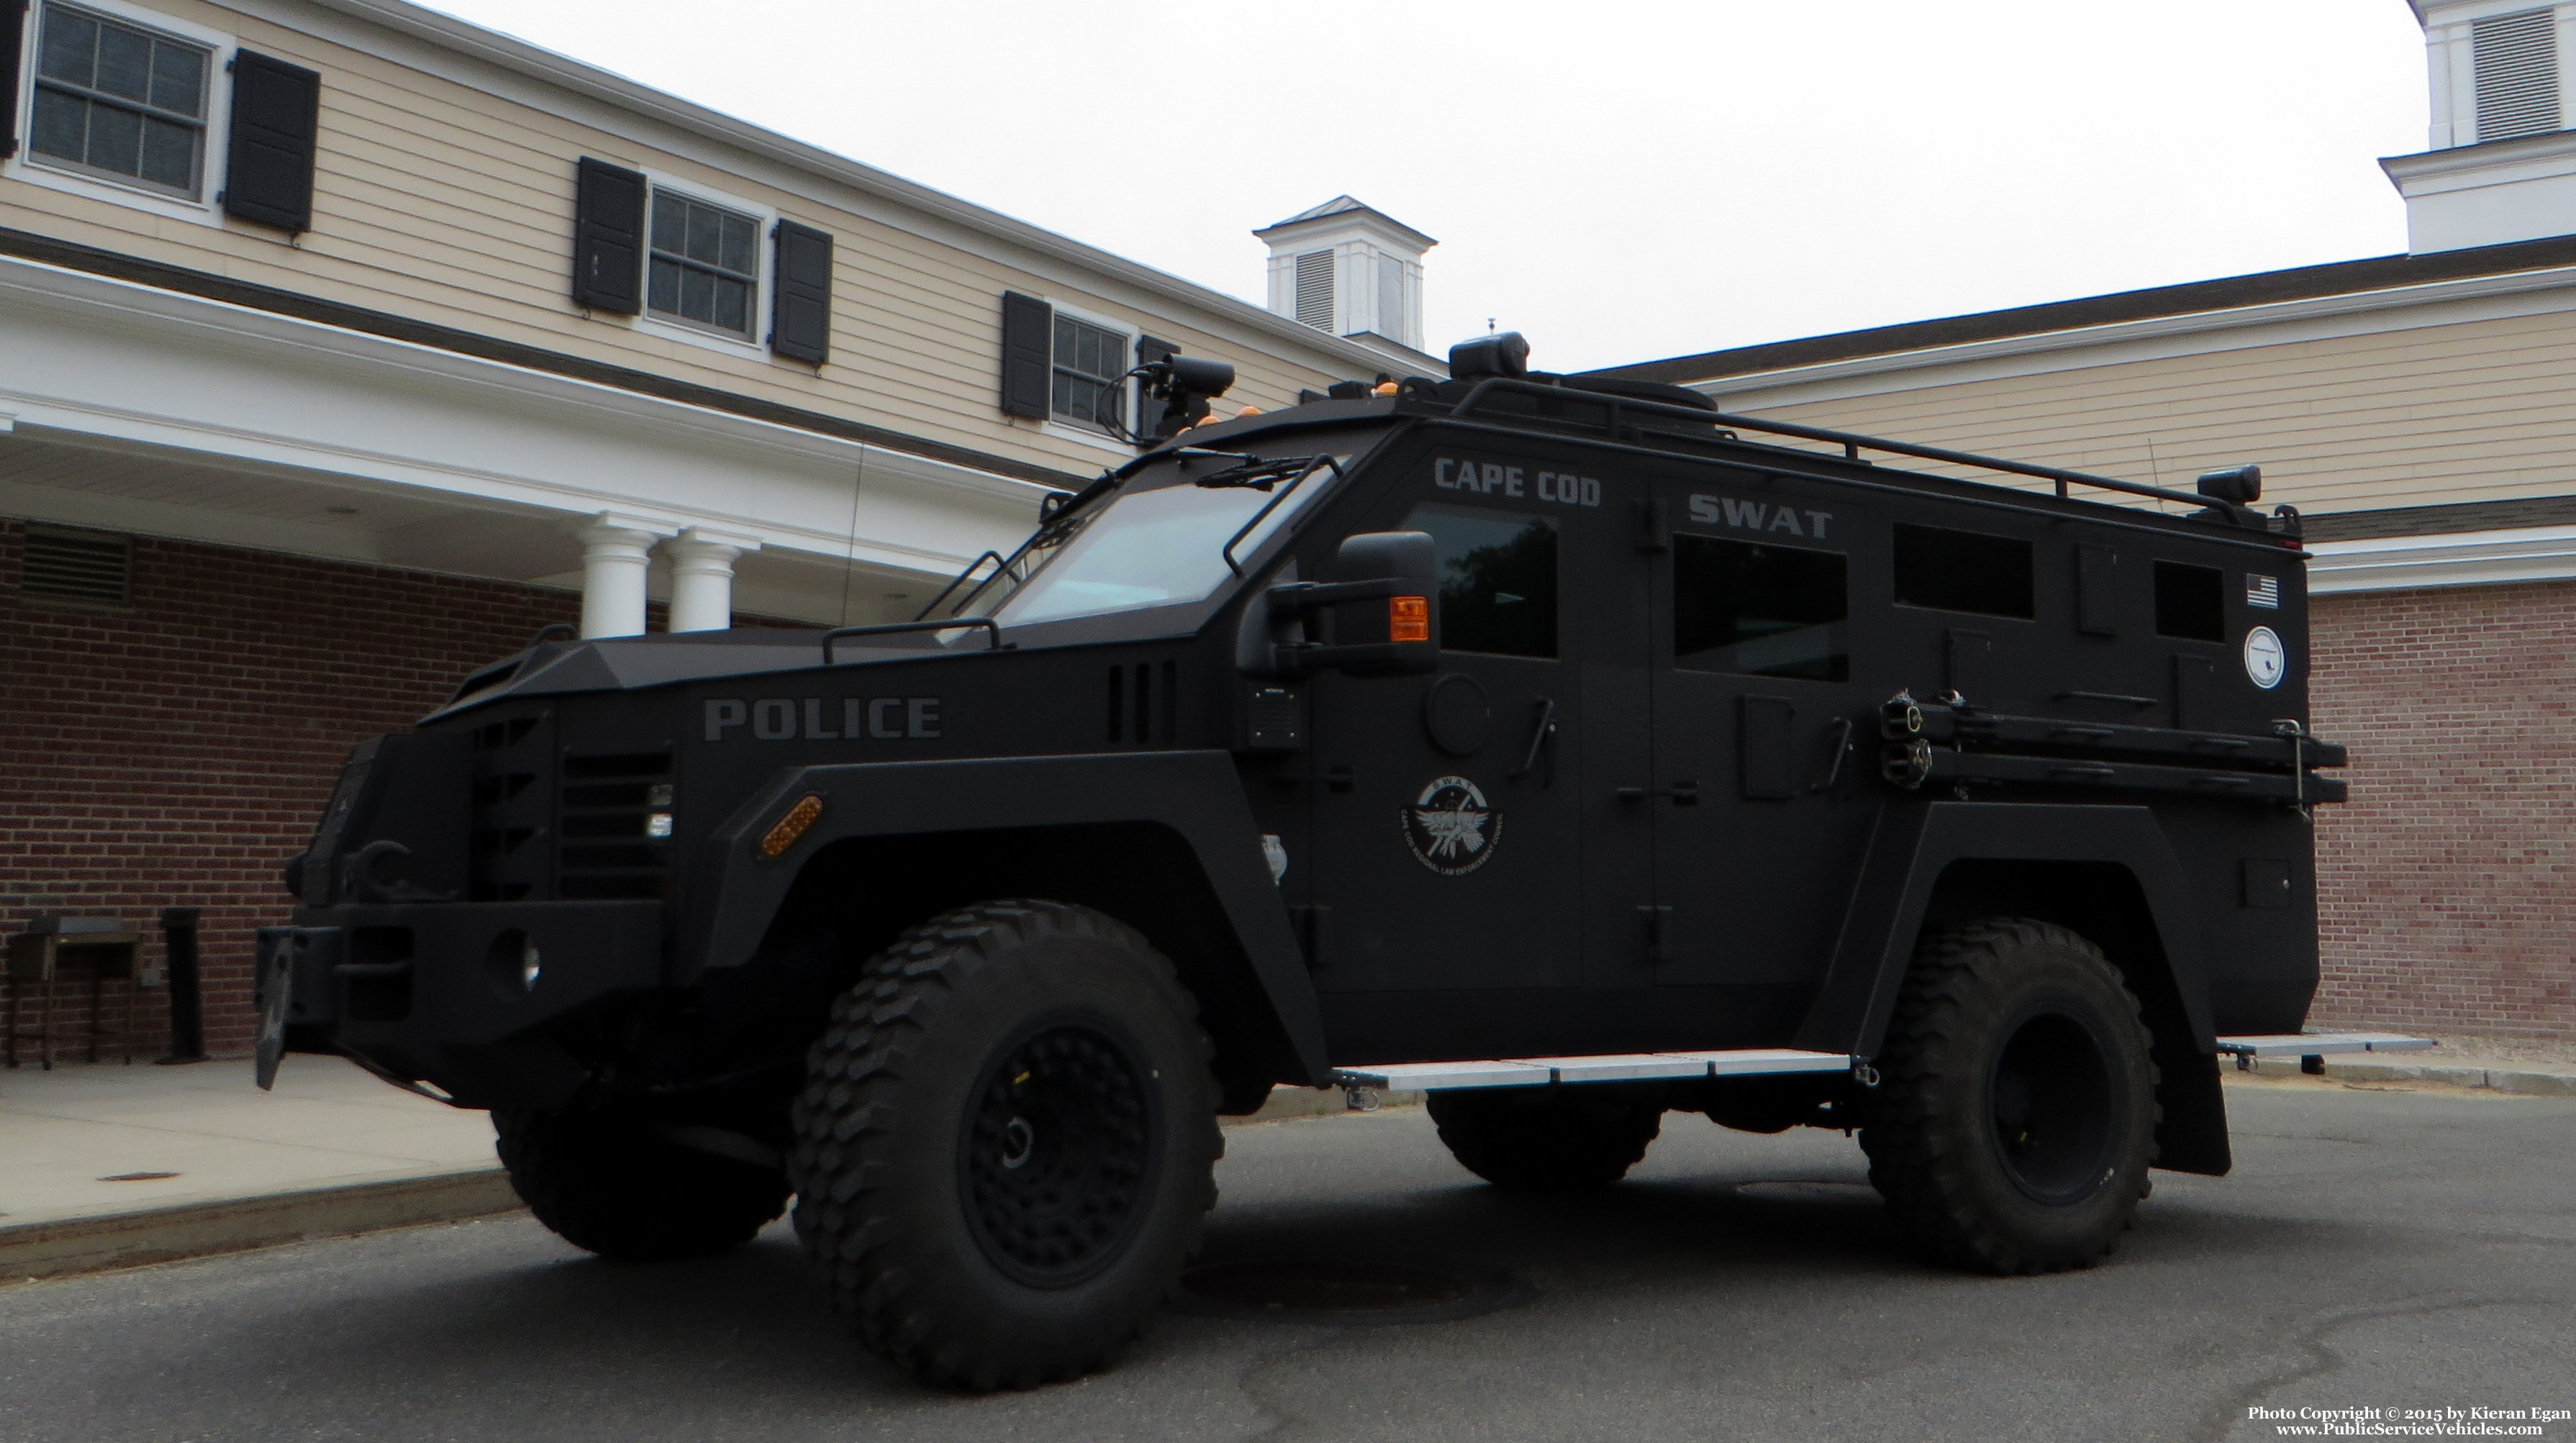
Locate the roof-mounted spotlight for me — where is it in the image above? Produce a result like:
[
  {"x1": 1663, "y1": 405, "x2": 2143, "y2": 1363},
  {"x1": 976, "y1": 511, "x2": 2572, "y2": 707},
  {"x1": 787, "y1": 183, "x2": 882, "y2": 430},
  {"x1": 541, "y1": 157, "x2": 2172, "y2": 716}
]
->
[
  {"x1": 2195, "y1": 464, "x2": 2262, "y2": 506},
  {"x1": 1448, "y1": 331, "x2": 1530, "y2": 381},
  {"x1": 1138, "y1": 355, "x2": 1236, "y2": 443}
]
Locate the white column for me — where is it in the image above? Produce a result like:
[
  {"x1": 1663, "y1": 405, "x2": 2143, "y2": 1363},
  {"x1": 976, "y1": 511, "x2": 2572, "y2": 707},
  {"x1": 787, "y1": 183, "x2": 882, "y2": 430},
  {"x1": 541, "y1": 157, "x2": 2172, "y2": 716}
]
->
[
  {"x1": 663, "y1": 527, "x2": 763, "y2": 633},
  {"x1": 577, "y1": 514, "x2": 672, "y2": 639}
]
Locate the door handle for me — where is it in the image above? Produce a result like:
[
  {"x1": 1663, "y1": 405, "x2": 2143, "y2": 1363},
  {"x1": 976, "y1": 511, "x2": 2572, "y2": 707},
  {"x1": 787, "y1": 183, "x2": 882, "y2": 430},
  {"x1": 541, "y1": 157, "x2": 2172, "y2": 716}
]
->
[
  {"x1": 1510, "y1": 697, "x2": 1559, "y2": 783},
  {"x1": 1615, "y1": 781, "x2": 1700, "y2": 805}
]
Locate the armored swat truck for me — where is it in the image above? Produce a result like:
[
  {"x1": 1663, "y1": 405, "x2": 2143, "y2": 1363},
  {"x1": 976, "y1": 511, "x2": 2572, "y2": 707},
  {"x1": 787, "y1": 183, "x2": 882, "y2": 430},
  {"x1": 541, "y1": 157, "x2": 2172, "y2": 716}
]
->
[{"x1": 257, "y1": 332, "x2": 2418, "y2": 1390}]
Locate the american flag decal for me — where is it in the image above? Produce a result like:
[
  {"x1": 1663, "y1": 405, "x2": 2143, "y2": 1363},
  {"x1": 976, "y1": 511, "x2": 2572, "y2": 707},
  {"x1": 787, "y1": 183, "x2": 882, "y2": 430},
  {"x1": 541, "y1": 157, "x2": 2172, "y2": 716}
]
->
[{"x1": 2246, "y1": 573, "x2": 2280, "y2": 609}]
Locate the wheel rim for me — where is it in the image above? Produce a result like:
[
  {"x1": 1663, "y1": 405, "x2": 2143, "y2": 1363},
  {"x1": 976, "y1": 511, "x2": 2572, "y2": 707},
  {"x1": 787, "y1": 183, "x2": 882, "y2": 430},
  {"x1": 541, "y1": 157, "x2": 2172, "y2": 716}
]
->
[
  {"x1": 1986, "y1": 1008, "x2": 2119, "y2": 1206},
  {"x1": 958, "y1": 1021, "x2": 1157, "y2": 1288}
]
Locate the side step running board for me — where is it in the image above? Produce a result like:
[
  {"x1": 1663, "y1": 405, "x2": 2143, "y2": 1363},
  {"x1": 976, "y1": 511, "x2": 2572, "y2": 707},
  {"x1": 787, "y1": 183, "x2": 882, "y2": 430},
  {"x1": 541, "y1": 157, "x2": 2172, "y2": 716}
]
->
[
  {"x1": 1333, "y1": 1050, "x2": 1853, "y2": 1093},
  {"x1": 2213, "y1": 1031, "x2": 2434, "y2": 1069}
]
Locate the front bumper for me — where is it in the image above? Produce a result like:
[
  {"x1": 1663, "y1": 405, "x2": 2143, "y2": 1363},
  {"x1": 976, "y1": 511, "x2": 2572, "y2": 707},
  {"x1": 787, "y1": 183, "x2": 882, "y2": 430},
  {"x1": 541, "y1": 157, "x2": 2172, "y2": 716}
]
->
[{"x1": 258, "y1": 899, "x2": 663, "y2": 1108}]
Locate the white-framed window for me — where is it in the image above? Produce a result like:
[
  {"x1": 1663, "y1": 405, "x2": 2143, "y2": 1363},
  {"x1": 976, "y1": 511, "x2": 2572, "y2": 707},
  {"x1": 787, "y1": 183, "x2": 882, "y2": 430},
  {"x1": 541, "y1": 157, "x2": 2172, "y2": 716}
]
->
[
  {"x1": 5, "y1": 0, "x2": 233, "y2": 227},
  {"x1": 1051, "y1": 304, "x2": 1133, "y2": 440},
  {"x1": 629, "y1": 170, "x2": 775, "y2": 360}
]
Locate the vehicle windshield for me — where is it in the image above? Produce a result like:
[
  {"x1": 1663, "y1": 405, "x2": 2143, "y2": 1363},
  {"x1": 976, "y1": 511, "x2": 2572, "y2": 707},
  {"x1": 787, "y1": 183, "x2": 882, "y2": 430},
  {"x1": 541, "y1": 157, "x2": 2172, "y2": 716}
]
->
[{"x1": 992, "y1": 457, "x2": 1336, "y2": 627}]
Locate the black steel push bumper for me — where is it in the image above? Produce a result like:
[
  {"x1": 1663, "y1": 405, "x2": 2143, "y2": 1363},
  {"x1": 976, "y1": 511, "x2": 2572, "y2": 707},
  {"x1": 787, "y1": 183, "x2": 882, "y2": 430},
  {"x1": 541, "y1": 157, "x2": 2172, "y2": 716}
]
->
[{"x1": 256, "y1": 900, "x2": 663, "y2": 1109}]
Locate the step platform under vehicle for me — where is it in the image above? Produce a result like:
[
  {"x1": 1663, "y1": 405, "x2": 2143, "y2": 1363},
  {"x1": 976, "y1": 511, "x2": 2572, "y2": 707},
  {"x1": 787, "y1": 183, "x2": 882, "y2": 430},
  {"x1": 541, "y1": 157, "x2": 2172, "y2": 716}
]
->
[{"x1": 1332, "y1": 1031, "x2": 2434, "y2": 1094}]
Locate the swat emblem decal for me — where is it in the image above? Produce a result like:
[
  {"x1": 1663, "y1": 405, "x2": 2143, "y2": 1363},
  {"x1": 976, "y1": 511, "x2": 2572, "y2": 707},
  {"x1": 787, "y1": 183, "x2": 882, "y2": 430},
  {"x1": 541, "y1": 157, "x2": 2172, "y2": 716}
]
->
[{"x1": 1402, "y1": 775, "x2": 1501, "y2": 875}]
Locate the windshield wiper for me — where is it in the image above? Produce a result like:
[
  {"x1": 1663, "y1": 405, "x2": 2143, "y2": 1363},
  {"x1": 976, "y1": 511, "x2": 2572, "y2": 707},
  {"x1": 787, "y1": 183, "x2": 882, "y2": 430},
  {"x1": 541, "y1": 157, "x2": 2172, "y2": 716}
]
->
[{"x1": 1176, "y1": 448, "x2": 1333, "y2": 491}]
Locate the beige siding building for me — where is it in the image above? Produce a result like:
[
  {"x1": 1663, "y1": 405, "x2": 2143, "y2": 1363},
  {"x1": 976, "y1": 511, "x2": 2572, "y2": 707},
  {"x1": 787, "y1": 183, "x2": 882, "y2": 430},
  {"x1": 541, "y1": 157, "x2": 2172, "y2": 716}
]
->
[{"x1": 0, "y1": 0, "x2": 1439, "y2": 1057}]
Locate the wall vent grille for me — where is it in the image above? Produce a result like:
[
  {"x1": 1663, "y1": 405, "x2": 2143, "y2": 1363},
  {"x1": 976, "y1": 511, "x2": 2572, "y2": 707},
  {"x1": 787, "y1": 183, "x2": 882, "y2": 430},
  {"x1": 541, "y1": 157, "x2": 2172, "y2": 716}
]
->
[
  {"x1": 1294, "y1": 250, "x2": 1335, "y2": 331},
  {"x1": 20, "y1": 529, "x2": 132, "y2": 605},
  {"x1": 2475, "y1": 8, "x2": 2561, "y2": 143}
]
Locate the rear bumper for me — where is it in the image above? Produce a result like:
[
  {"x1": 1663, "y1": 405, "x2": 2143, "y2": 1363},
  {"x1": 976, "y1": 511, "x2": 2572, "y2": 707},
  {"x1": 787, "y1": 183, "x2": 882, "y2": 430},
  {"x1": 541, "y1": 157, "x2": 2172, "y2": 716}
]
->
[{"x1": 259, "y1": 899, "x2": 663, "y2": 1108}]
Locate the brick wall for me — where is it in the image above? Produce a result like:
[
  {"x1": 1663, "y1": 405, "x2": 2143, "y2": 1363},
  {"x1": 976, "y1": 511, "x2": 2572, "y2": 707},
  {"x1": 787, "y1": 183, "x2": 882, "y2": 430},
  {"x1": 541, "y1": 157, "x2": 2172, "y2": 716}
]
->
[
  {"x1": 2310, "y1": 579, "x2": 2576, "y2": 1042},
  {"x1": 0, "y1": 520, "x2": 584, "y2": 1061}
]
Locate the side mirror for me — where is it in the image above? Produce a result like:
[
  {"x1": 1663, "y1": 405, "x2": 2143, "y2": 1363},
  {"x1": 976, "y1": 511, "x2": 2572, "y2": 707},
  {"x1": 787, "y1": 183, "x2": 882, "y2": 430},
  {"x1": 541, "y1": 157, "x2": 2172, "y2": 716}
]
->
[{"x1": 1265, "y1": 531, "x2": 1441, "y2": 677}]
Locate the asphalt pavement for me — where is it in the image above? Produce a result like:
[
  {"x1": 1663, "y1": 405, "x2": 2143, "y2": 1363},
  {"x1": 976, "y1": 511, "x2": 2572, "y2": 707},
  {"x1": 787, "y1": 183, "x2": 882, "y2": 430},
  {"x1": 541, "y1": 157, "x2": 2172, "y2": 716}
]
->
[{"x1": 1, "y1": 1074, "x2": 2570, "y2": 1443}]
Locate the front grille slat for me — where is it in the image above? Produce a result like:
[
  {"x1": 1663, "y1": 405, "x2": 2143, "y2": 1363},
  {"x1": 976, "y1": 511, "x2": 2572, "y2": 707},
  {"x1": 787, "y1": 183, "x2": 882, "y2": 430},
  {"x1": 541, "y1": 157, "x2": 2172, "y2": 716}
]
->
[{"x1": 557, "y1": 751, "x2": 674, "y2": 901}]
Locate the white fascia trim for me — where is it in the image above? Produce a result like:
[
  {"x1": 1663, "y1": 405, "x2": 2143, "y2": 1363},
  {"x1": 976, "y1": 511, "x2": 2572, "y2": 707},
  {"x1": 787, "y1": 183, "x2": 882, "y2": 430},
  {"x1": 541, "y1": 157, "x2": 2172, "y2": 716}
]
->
[
  {"x1": 270, "y1": 0, "x2": 1441, "y2": 381},
  {"x1": 1695, "y1": 263, "x2": 2576, "y2": 411},
  {"x1": 0, "y1": 253, "x2": 1048, "y2": 570},
  {"x1": 2307, "y1": 524, "x2": 2576, "y2": 592}
]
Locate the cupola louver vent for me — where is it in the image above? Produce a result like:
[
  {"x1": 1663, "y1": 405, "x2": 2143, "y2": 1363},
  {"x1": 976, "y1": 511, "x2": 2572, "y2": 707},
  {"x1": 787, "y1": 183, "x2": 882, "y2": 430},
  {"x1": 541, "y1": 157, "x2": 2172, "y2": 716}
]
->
[
  {"x1": 20, "y1": 529, "x2": 131, "y2": 605},
  {"x1": 1294, "y1": 250, "x2": 1335, "y2": 331},
  {"x1": 2475, "y1": 9, "x2": 2561, "y2": 143}
]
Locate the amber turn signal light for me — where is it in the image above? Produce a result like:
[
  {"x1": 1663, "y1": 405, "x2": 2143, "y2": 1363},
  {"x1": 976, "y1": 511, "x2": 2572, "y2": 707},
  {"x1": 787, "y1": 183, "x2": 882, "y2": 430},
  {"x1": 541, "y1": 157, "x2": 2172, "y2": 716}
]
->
[
  {"x1": 1389, "y1": 596, "x2": 1430, "y2": 643},
  {"x1": 758, "y1": 794, "x2": 825, "y2": 860}
]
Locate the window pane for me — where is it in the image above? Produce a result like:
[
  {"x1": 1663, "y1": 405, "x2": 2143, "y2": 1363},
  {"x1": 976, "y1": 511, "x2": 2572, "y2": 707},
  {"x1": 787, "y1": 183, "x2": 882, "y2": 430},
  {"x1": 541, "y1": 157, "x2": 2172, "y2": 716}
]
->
[
  {"x1": 93, "y1": 20, "x2": 152, "y2": 102},
  {"x1": 719, "y1": 214, "x2": 755, "y2": 276},
  {"x1": 647, "y1": 257, "x2": 681, "y2": 315},
  {"x1": 39, "y1": 10, "x2": 98, "y2": 86},
  {"x1": 1892, "y1": 522, "x2": 2034, "y2": 618},
  {"x1": 139, "y1": 116, "x2": 195, "y2": 190},
  {"x1": 712, "y1": 276, "x2": 748, "y2": 334},
  {"x1": 1403, "y1": 503, "x2": 1558, "y2": 659},
  {"x1": 1053, "y1": 315, "x2": 1078, "y2": 365},
  {"x1": 679, "y1": 265, "x2": 714, "y2": 323},
  {"x1": 1674, "y1": 534, "x2": 1849, "y2": 680},
  {"x1": 684, "y1": 202, "x2": 720, "y2": 265},
  {"x1": 2153, "y1": 561, "x2": 2225, "y2": 641},
  {"x1": 86, "y1": 101, "x2": 143, "y2": 176},
  {"x1": 650, "y1": 196, "x2": 684, "y2": 254},
  {"x1": 30, "y1": 89, "x2": 88, "y2": 163},
  {"x1": 149, "y1": 41, "x2": 204, "y2": 117}
]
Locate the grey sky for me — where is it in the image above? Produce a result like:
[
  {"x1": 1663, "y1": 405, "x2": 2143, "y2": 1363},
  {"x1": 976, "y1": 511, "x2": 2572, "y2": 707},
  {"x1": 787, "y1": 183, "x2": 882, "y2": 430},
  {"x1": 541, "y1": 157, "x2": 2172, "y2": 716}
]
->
[{"x1": 427, "y1": 1, "x2": 2431, "y2": 374}]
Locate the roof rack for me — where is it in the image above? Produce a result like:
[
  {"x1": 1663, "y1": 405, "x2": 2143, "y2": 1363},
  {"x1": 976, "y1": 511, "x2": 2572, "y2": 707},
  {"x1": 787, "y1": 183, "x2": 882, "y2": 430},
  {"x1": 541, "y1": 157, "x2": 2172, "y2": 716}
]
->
[{"x1": 1446, "y1": 377, "x2": 2213, "y2": 512}]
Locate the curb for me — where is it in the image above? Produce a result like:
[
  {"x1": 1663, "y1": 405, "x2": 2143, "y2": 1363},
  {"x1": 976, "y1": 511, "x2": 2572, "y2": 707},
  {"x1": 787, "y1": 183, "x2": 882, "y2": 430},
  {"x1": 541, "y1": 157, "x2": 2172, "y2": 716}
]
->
[
  {"x1": 0, "y1": 1168, "x2": 525, "y2": 1284},
  {"x1": 2237, "y1": 1056, "x2": 2576, "y2": 1094},
  {"x1": 1, "y1": 1098, "x2": 1418, "y2": 1286}
]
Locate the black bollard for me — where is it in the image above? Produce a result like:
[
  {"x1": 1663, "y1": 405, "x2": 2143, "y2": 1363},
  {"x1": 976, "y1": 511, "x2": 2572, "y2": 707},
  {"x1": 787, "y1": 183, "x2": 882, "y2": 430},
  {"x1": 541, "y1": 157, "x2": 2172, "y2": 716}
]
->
[{"x1": 156, "y1": 907, "x2": 206, "y2": 1065}]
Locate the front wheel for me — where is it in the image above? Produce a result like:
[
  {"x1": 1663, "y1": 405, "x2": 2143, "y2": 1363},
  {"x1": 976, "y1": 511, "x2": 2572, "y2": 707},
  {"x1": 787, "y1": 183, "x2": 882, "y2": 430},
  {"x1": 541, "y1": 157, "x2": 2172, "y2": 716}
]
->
[
  {"x1": 1859, "y1": 918, "x2": 2157, "y2": 1274},
  {"x1": 788, "y1": 901, "x2": 1222, "y2": 1392}
]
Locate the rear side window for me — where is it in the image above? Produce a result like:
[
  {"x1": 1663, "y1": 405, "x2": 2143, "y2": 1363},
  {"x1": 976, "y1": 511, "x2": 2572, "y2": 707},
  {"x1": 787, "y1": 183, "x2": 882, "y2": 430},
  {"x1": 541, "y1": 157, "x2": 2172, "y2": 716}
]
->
[
  {"x1": 1673, "y1": 535, "x2": 1848, "y2": 680},
  {"x1": 1402, "y1": 504, "x2": 1558, "y2": 659},
  {"x1": 2154, "y1": 561, "x2": 2226, "y2": 640},
  {"x1": 1892, "y1": 523, "x2": 2034, "y2": 619}
]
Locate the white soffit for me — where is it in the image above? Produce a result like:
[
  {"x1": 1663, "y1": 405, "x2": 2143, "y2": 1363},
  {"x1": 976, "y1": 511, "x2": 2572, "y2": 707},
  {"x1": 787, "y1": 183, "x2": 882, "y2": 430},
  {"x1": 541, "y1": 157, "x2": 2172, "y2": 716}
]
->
[
  {"x1": 1696, "y1": 263, "x2": 2576, "y2": 411},
  {"x1": 2308, "y1": 524, "x2": 2576, "y2": 592},
  {"x1": 0, "y1": 255, "x2": 1046, "y2": 578}
]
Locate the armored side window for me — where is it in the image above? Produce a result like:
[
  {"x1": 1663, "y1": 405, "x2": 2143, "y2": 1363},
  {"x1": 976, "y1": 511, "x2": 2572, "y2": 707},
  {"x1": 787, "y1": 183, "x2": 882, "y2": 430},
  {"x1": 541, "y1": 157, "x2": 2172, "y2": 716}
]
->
[
  {"x1": 1402, "y1": 504, "x2": 1558, "y2": 659},
  {"x1": 2153, "y1": 561, "x2": 2226, "y2": 641},
  {"x1": 1673, "y1": 534, "x2": 1848, "y2": 681},
  {"x1": 1892, "y1": 522, "x2": 2034, "y2": 619}
]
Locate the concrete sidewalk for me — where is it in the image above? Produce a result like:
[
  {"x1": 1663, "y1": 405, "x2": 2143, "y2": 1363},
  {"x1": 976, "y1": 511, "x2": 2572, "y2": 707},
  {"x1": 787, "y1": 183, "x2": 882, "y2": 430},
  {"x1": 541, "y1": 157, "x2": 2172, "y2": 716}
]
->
[{"x1": 2, "y1": 1036, "x2": 2567, "y2": 1284}]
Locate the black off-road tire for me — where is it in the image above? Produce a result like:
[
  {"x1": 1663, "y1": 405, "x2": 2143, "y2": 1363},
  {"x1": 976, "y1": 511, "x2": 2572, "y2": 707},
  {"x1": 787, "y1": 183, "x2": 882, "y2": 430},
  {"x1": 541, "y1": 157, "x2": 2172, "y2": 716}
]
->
[
  {"x1": 1859, "y1": 918, "x2": 2159, "y2": 1275},
  {"x1": 492, "y1": 1106, "x2": 789, "y2": 1262},
  {"x1": 1427, "y1": 1086, "x2": 1664, "y2": 1189},
  {"x1": 787, "y1": 901, "x2": 1223, "y2": 1392}
]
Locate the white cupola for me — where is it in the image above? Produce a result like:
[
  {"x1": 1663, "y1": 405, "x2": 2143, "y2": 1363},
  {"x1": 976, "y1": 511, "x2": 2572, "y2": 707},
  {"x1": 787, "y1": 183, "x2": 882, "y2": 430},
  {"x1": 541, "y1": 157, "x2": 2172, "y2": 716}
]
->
[
  {"x1": 2384, "y1": 1, "x2": 2576, "y2": 251},
  {"x1": 1253, "y1": 197, "x2": 1435, "y2": 352}
]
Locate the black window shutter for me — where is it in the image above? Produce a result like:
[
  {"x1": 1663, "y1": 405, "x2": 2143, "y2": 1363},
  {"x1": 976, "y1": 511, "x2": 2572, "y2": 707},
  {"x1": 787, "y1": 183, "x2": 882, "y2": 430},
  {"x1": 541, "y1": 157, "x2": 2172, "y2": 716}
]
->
[
  {"x1": 999, "y1": 291, "x2": 1053, "y2": 419},
  {"x1": 572, "y1": 158, "x2": 647, "y2": 315},
  {"x1": 769, "y1": 219, "x2": 833, "y2": 363},
  {"x1": 222, "y1": 51, "x2": 322, "y2": 232},
  {"x1": 1133, "y1": 334, "x2": 1177, "y2": 448},
  {"x1": 0, "y1": 0, "x2": 24, "y2": 160}
]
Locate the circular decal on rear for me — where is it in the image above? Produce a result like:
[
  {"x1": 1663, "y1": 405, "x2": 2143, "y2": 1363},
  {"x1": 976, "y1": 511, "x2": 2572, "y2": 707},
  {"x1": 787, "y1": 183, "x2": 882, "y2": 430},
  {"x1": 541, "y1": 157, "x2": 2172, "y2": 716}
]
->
[
  {"x1": 1402, "y1": 775, "x2": 1502, "y2": 875},
  {"x1": 2244, "y1": 626, "x2": 2287, "y2": 690}
]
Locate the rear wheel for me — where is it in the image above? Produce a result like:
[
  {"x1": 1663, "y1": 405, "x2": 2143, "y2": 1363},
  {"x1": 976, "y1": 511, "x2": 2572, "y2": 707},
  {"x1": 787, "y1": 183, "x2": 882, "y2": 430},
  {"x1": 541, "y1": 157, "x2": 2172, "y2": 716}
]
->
[
  {"x1": 1859, "y1": 917, "x2": 2157, "y2": 1274},
  {"x1": 788, "y1": 901, "x2": 1222, "y2": 1391},
  {"x1": 493, "y1": 1105, "x2": 789, "y2": 1262},
  {"x1": 1428, "y1": 1086, "x2": 1663, "y2": 1189}
]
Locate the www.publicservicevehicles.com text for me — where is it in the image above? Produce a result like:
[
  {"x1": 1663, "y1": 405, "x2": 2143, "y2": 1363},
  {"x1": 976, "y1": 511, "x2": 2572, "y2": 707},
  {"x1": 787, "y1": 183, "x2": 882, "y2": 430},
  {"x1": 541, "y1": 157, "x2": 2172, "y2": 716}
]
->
[{"x1": 2249, "y1": 1406, "x2": 2570, "y2": 1437}]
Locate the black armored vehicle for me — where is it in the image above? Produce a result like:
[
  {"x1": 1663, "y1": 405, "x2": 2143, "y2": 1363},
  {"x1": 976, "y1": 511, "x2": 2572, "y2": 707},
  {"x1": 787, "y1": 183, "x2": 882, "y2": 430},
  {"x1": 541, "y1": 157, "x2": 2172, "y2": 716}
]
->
[{"x1": 258, "y1": 332, "x2": 2413, "y2": 1390}]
